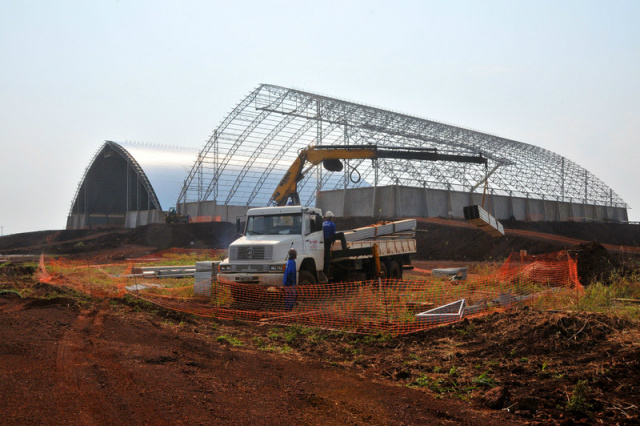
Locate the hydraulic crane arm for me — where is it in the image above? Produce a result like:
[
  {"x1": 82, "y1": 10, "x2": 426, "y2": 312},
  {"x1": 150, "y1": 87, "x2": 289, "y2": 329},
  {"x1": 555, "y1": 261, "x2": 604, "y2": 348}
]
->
[{"x1": 270, "y1": 144, "x2": 487, "y2": 206}]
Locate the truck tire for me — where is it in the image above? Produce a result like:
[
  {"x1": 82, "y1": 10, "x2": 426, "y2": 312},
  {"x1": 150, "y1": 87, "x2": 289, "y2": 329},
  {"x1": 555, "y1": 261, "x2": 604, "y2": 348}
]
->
[
  {"x1": 299, "y1": 270, "x2": 317, "y2": 286},
  {"x1": 387, "y1": 260, "x2": 401, "y2": 279},
  {"x1": 379, "y1": 262, "x2": 388, "y2": 279},
  {"x1": 367, "y1": 261, "x2": 387, "y2": 279}
]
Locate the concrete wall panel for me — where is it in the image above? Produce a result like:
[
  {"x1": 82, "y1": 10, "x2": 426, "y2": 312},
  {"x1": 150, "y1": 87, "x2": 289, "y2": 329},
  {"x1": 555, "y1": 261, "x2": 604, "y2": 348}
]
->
[
  {"x1": 558, "y1": 202, "x2": 572, "y2": 221},
  {"x1": 316, "y1": 185, "x2": 627, "y2": 223},
  {"x1": 492, "y1": 195, "x2": 511, "y2": 220},
  {"x1": 397, "y1": 186, "x2": 423, "y2": 217},
  {"x1": 424, "y1": 189, "x2": 449, "y2": 218},
  {"x1": 544, "y1": 200, "x2": 558, "y2": 221},
  {"x1": 125, "y1": 210, "x2": 161, "y2": 228},
  {"x1": 179, "y1": 201, "x2": 251, "y2": 222},
  {"x1": 348, "y1": 187, "x2": 375, "y2": 216},
  {"x1": 510, "y1": 198, "x2": 527, "y2": 220}
]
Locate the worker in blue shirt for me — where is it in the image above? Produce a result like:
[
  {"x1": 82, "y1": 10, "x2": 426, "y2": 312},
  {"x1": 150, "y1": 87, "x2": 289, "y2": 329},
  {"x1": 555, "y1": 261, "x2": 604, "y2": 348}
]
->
[
  {"x1": 322, "y1": 211, "x2": 347, "y2": 278},
  {"x1": 283, "y1": 248, "x2": 297, "y2": 311}
]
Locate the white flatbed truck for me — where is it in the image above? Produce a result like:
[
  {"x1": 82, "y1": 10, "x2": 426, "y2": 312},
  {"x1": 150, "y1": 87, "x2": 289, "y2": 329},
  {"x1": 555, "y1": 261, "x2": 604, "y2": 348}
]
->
[{"x1": 218, "y1": 205, "x2": 417, "y2": 286}]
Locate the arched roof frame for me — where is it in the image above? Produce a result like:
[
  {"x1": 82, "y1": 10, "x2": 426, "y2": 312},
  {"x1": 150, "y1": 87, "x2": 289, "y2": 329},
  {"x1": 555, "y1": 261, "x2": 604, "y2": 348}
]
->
[
  {"x1": 69, "y1": 141, "x2": 162, "y2": 218},
  {"x1": 178, "y1": 84, "x2": 627, "y2": 209}
]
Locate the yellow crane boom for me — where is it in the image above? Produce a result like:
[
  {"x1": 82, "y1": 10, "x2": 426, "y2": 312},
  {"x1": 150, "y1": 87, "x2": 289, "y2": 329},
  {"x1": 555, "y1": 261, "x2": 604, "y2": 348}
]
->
[{"x1": 270, "y1": 144, "x2": 487, "y2": 206}]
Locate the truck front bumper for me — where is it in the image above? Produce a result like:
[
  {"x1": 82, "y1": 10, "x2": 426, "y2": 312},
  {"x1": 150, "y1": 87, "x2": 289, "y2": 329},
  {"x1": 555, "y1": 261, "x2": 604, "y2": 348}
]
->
[{"x1": 218, "y1": 273, "x2": 284, "y2": 286}]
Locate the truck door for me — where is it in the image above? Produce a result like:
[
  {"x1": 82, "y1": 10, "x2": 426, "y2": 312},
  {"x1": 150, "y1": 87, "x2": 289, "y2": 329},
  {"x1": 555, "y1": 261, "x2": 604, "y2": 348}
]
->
[{"x1": 304, "y1": 212, "x2": 324, "y2": 268}]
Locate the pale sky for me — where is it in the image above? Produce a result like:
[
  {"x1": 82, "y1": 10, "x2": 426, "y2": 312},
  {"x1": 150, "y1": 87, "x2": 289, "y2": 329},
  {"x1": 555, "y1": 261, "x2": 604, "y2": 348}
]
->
[{"x1": 1, "y1": 0, "x2": 639, "y2": 235}]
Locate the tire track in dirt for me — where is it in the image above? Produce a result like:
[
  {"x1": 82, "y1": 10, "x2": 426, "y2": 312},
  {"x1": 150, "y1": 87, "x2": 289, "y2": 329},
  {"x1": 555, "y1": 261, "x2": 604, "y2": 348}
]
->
[
  {"x1": 54, "y1": 304, "x2": 172, "y2": 426},
  {"x1": 53, "y1": 305, "x2": 143, "y2": 426},
  {"x1": 55, "y1": 308, "x2": 105, "y2": 425}
]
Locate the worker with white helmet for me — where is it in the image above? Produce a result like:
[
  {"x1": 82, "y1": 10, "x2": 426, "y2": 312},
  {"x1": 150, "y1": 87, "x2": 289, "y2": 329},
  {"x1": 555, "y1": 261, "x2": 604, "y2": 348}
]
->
[{"x1": 322, "y1": 211, "x2": 347, "y2": 278}]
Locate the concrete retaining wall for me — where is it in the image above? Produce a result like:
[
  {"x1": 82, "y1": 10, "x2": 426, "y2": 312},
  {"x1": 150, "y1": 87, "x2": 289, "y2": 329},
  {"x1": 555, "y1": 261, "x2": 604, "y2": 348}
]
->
[
  {"x1": 67, "y1": 186, "x2": 629, "y2": 230},
  {"x1": 67, "y1": 210, "x2": 162, "y2": 229},
  {"x1": 178, "y1": 201, "x2": 251, "y2": 223},
  {"x1": 317, "y1": 185, "x2": 628, "y2": 222},
  {"x1": 125, "y1": 210, "x2": 161, "y2": 228}
]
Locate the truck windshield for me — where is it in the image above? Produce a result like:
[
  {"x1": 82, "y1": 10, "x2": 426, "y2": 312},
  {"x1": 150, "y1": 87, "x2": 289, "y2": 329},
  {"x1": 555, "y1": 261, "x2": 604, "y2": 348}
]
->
[{"x1": 246, "y1": 213, "x2": 303, "y2": 235}]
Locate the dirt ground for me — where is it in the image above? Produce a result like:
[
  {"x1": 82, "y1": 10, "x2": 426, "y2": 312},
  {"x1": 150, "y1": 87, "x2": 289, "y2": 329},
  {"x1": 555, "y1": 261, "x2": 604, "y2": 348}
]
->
[
  {"x1": 1, "y1": 281, "x2": 521, "y2": 426},
  {"x1": 1, "y1": 218, "x2": 640, "y2": 425},
  {"x1": 1, "y1": 274, "x2": 639, "y2": 425}
]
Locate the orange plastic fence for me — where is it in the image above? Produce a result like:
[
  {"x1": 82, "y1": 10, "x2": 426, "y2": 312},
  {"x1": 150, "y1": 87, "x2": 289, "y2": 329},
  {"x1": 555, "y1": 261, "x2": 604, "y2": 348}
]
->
[
  {"x1": 37, "y1": 254, "x2": 130, "y2": 298},
  {"x1": 497, "y1": 251, "x2": 582, "y2": 290},
  {"x1": 37, "y1": 250, "x2": 583, "y2": 335}
]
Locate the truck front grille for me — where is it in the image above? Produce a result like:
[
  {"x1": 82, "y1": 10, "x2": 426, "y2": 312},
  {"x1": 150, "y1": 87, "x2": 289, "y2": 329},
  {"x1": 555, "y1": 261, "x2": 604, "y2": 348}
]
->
[{"x1": 229, "y1": 246, "x2": 273, "y2": 261}]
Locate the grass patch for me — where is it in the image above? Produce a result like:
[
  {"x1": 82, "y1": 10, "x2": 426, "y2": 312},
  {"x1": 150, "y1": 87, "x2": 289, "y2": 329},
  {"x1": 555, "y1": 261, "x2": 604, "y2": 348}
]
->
[
  {"x1": 530, "y1": 270, "x2": 640, "y2": 320},
  {"x1": 409, "y1": 373, "x2": 475, "y2": 399},
  {"x1": 216, "y1": 335, "x2": 243, "y2": 347},
  {"x1": 472, "y1": 371, "x2": 496, "y2": 388},
  {"x1": 563, "y1": 380, "x2": 593, "y2": 414},
  {"x1": 253, "y1": 335, "x2": 293, "y2": 354},
  {"x1": 575, "y1": 274, "x2": 640, "y2": 320},
  {"x1": 0, "y1": 289, "x2": 23, "y2": 297}
]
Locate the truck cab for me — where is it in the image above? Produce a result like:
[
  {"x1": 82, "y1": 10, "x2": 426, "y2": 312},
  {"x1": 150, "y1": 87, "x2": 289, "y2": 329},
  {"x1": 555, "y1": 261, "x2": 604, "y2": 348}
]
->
[{"x1": 218, "y1": 206, "x2": 324, "y2": 285}]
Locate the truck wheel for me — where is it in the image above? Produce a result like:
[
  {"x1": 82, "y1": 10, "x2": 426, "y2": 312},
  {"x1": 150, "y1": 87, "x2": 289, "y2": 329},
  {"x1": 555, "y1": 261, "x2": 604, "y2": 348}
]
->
[
  {"x1": 367, "y1": 262, "x2": 388, "y2": 279},
  {"x1": 299, "y1": 270, "x2": 317, "y2": 285},
  {"x1": 387, "y1": 260, "x2": 401, "y2": 279},
  {"x1": 379, "y1": 262, "x2": 388, "y2": 279}
]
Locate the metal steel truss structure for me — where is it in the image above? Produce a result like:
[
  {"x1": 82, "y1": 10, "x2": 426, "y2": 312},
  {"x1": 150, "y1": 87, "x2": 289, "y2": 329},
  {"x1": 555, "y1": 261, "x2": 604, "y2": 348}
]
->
[
  {"x1": 70, "y1": 141, "x2": 162, "y2": 215},
  {"x1": 177, "y1": 84, "x2": 627, "y2": 210}
]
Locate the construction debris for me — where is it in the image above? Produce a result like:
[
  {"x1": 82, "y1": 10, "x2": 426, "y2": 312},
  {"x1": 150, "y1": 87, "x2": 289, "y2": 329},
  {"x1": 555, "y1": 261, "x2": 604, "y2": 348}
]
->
[
  {"x1": 125, "y1": 283, "x2": 162, "y2": 292},
  {"x1": 431, "y1": 267, "x2": 468, "y2": 280},
  {"x1": 415, "y1": 299, "x2": 466, "y2": 324},
  {"x1": 194, "y1": 261, "x2": 219, "y2": 296},
  {"x1": 130, "y1": 265, "x2": 196, "y2": 278}
]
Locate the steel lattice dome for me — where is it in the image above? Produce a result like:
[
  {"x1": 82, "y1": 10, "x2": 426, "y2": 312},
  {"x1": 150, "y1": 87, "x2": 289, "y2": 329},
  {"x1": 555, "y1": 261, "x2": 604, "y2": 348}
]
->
[{"x1": 178, "y1": 84, "x2": 627, "y2": 211}]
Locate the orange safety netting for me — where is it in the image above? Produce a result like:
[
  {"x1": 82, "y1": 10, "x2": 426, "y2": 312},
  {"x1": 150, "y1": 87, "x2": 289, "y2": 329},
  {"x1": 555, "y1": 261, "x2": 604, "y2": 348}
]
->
[
  {"x1": 37, "y1": 254, "x2": 131, "y2": 298},
  {"x1": 497, "y1": 250, "x2": 582, "y2": 290},
  {"x1": 37, "y1": 250, "x2": 582, "y2": 335}
]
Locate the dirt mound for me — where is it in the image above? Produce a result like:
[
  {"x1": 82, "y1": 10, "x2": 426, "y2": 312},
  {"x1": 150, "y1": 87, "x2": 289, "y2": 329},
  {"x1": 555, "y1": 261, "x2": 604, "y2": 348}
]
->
[
  {"x1": 125, "y1": 222, "x2": 238, "y2": 249},
  {"x1": 0, "y1": 263, "x2": 37, "y2": 276},
  {"x1": 245, "y1": 306, "x2": 640, "y2": 424},
  {"x1": 335, "y1": 217, "x2": 569, "y2": 261},
  {"x1": 471, "y1": 310, "x2": 633, "y2": 356},
  {"x1": 503, "y1": 220, "x2": 640, "y2": 247},
  {"x1": 0, "y1": 222, "x2": 239, "y2": 260},
  {"x1": 0, "y1": 229, "x2": 104, "y2": 251},
  {"x1": 570, "y1": 241, "x2": 618, "y2": 285},
  {"x1": 23, "y1": 296, "x2": 81, "y2": 311},
  {"x1": 0, "y1": 263, "x2": 38, "y2": 286}
]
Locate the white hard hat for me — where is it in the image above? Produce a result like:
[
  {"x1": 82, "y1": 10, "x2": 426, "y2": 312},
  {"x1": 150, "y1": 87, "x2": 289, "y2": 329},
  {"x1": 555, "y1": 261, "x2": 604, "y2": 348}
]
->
[{"x1": 325, "y1": 211, "x2": 334, "y2": 218}]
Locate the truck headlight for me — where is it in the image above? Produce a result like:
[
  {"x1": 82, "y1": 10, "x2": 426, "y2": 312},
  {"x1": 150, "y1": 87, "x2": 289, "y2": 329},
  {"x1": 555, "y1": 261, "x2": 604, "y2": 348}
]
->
[
  {"x1": 269, "y1": 264, "x2": 285, "y2": 272},
  {"x1": 219, "y1": 264, "x2": 232, "y2": 272}
]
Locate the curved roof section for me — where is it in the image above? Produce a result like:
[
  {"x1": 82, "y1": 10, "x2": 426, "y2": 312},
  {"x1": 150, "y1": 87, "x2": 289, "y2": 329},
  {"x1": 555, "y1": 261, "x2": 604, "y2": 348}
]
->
[
  {"x1": 69, "y1": 141, "x2": 199, "y2": 220},
  {"x1": 118, "y1": 141, "x2": 199, "y2": 210},
  {"x1": 179, "y1": 84, "x2": 627, "y2": 209}
]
